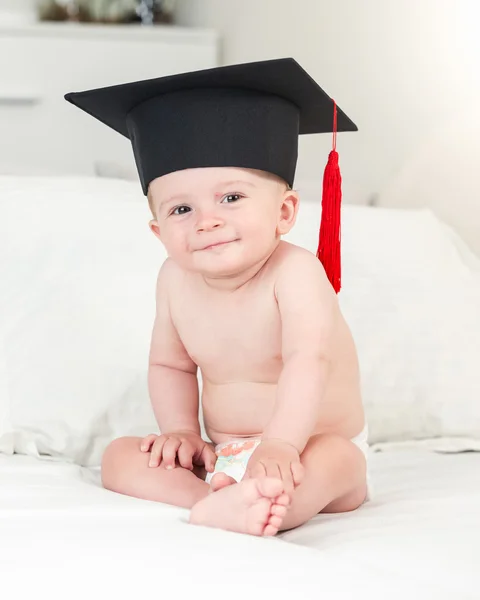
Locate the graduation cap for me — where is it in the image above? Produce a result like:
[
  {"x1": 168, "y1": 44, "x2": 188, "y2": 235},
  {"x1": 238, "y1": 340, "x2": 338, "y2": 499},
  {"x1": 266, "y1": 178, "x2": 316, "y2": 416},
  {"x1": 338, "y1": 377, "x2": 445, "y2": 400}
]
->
[{"x1": 65, "y1": 58, "x2": 357, "y2": 293}]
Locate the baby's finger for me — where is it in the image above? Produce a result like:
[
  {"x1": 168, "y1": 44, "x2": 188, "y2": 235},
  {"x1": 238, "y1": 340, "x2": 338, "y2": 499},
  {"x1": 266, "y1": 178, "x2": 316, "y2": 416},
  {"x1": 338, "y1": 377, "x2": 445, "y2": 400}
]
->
[
  {"x1": 250, "y1": 461, "x2": 267, "y2": 479},
  {"x1": 265, "y1": 461, "x2": 282, "y2": 480},
  {"x1": 140, "y1": 434, "x2": 158, "y2": 452},
  {"x1": 148, "y1": 437, "x2": 166, "y2": 468},
  {"x1": 177, "y1": 441, "x2": 194, "y2": 470},
  {"x1": 201, "y1": 445, "x2": 217, "y2": 473},
  {"x1": 162, "y1": 437, "x2": 181, "y2": 470},
  {"x1": 291, "y1": 461, "x2": 305, "y2": 486},
  {"x1": 280, "y1": 465, "x2": 295, "y2": 498}
]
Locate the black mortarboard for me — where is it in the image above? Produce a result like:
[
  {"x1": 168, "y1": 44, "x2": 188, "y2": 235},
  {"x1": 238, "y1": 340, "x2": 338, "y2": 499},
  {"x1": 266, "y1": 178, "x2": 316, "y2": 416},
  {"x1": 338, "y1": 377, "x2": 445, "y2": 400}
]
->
[{"x1": 65, "y1": 57, "x2": 357, "y2": 293}]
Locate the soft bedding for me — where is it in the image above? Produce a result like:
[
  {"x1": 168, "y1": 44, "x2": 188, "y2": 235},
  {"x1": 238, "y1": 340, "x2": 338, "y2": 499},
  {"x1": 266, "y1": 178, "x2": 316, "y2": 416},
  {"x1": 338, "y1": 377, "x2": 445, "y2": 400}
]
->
[{"x1": 0, "y1": 450, "x2": 478, "y2": 599}]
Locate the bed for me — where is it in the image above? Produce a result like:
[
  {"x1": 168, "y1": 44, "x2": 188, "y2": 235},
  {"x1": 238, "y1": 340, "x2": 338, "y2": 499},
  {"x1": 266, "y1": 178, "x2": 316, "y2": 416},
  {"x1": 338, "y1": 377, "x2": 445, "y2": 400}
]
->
[
  {"x1": 1, "y1": 175, "x2": 480, "y2": 599},
  {"x1": 1, "y1": 450, "x2": 478, "y2": 598}
]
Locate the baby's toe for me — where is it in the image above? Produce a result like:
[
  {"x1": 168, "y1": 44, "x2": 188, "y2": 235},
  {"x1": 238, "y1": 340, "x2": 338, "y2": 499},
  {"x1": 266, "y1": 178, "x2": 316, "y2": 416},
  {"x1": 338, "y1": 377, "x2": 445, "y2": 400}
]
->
[
  {"x1": 268, "y1": 515, "x2": 284, "y2": 530},
  {"x1": 263, "y1": 523, "x2": 280, "y2": 536},
  {"x1": 248, "y1": 498, "x2": 273, "y2": 536},
  {"x1": 257, "y1": 477, "x2": 284, "y2": 498},
  {"x1": 275, "y1": 493, "x2": 291, "y2": 507},
  {"x1": 271, "y1": 504, "x2": 288, "y2": 517}
]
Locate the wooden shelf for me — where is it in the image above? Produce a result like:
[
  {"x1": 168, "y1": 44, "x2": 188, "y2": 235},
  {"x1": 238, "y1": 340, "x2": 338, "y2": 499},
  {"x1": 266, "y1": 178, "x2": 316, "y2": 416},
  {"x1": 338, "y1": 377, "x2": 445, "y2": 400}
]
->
[{"x1": 0, "y1": 20, "x2": 219, "y2": 46}]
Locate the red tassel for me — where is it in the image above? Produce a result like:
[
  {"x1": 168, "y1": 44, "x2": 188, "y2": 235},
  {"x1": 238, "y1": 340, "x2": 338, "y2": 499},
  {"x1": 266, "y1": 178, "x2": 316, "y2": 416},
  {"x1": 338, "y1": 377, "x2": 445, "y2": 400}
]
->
[{"x1": 316, "y1": 101, "x2": 342, "y2": 294}]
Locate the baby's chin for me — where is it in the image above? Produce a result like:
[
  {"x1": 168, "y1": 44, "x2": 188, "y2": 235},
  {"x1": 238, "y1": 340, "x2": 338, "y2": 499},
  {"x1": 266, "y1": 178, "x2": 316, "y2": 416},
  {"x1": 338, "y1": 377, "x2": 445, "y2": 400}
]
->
[{"x1": 191, "y1": 257, "x2": 251, "y2": 279}]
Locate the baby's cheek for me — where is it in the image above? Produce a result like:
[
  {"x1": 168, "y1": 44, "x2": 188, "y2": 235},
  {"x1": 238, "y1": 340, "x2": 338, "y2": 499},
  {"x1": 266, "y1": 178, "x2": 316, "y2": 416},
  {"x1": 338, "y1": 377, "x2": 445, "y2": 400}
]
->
[
  {"x1": 249, "y1": 221, "x2": 278, "y2": 249},
  {"x1": 163, "y1": 230, "x2": 188, "y2": 254}
]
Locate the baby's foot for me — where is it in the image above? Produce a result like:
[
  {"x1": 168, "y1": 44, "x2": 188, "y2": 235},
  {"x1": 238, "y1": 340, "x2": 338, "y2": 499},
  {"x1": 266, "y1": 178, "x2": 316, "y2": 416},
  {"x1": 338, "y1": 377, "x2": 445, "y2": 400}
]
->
[{"x1": 190, "y1": 477, "x2": 290, "y2": 536}]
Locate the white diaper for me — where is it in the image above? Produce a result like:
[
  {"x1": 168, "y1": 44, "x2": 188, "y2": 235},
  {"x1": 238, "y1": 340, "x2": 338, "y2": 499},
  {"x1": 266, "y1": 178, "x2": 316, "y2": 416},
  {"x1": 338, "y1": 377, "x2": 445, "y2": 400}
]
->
[
  {"x1": 351, "y1": 424, "x2": 372, "y2": 501},
  {"x1": 205, "y1": 438, "x2": 261, "y2": 485},
  {"x1": 206, "y1": 425, "x2": 372, "y2": 501}
]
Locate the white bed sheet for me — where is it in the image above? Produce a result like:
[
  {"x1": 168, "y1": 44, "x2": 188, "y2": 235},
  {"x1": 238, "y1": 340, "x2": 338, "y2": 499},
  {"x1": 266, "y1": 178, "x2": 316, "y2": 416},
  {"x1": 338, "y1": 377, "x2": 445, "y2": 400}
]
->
[{"x1": 0, "y1": 449, "x2": 478, "y2": 600}]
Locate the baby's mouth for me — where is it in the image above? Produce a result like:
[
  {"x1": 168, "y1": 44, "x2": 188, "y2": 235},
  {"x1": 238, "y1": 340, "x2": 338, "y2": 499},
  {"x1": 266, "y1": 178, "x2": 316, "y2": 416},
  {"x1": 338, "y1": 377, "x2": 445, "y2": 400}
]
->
[{"x1": 201, "y1": 239, "x2": 238, "y2": 251}]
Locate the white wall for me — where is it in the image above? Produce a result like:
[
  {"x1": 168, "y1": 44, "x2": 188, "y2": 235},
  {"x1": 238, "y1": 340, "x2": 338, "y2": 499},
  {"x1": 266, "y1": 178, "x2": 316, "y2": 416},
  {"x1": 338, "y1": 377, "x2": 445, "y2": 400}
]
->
[
  {"x1": 2, "y1": 0, "x2": 479, "y2": 206},
  {"x1": 0, "y1": 0, "x2": 32, "y2": 17},
  {"x1": 175, "y1": 0, "x2": 480, "y2": 204}
]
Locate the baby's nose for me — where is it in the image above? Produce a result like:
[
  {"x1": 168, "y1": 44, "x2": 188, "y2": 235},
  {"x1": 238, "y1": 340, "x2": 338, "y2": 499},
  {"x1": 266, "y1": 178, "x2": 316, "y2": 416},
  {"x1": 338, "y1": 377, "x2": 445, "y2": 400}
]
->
[{"x1": 196, "y1": 213, "x2": 224, "y2": 232}]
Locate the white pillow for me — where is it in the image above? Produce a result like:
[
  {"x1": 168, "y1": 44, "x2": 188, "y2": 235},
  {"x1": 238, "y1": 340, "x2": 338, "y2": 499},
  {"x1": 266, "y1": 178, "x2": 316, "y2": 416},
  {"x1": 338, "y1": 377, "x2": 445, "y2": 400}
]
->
[
  {"x1": 1, "y1": 175, "x2": 161, "y2": 465},
  {"x1": 286, "y1": 200, "x2": 480, "y2": 448},
  {"x1": 1, "y1": 175, "x2": 479, "y2": 467}
]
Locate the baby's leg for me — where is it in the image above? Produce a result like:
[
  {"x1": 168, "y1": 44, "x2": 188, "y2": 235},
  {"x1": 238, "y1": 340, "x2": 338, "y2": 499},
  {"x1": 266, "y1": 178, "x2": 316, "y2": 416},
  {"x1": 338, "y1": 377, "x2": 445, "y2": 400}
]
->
[
  {"x1": 101, "y1": 436, "x2": 209, "y2": 508},
  {"x1": 279, "y1": 433, "x2": 367, "y2": 531},
  {"x1": 104, "y1": 437, "x2": 288, "y2": 535}
]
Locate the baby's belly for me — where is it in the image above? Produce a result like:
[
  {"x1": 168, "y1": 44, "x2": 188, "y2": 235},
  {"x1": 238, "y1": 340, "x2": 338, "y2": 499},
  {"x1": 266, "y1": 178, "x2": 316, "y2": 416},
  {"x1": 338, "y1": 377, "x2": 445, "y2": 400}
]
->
[
  {"x1": 201, "y1": 378, "x2": 364, "y2": 445},
  {"x1": 202, "y1": 381, "x2": 276, "y2": 444}
]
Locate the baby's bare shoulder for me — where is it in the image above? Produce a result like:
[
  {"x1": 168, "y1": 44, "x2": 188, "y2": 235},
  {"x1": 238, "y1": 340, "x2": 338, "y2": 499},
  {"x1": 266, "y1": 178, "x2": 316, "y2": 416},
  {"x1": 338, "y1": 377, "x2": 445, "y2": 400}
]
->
[
  {"x1": 274, "y1": 240, "x2": 319, "y2": 269},
  {"x1": 157, "y1": 256, "x2": 180, "y2": 279},
  {"x1": 156, "y1": 257, "x2": 187, "y2": 291},
  {"x1": 275, "y1": 241, "x2": 319, "y2": 263},
  {"x1": 272, "y1": 241, "x2": 333, "y2": 290}
]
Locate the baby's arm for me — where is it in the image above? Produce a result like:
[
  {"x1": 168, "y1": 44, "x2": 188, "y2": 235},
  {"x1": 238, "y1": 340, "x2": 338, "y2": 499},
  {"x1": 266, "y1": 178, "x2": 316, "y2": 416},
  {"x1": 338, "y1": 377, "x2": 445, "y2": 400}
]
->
[
  {"x1": 262, "y1": 249, "x2": 336, "y2": 453},
  {"x1": 148, "y1": 259, "x2": 200, "y2": 435}
]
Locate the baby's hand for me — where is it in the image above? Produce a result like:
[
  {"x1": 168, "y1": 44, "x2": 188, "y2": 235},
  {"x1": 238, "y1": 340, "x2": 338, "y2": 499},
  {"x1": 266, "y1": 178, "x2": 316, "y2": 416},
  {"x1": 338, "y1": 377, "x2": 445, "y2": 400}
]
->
[
  {"x1": 140, "y1": 431, "x2": 217, "y2": 473},
  {"x1": 244, "y1": 439, "x2": 304, "y2": 498}
]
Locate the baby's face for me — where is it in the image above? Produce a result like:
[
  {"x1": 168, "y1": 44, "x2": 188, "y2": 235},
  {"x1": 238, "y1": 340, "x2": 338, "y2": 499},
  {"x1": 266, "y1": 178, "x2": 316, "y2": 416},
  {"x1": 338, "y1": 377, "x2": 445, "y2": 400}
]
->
[{"x1": 148, "y1": 167, "x2": 297, "y2": 278}]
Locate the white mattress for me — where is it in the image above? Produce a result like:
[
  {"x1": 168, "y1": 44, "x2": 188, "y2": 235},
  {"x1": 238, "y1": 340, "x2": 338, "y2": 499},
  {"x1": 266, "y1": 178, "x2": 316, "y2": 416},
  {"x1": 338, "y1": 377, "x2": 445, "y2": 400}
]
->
[{"x1": 0, "y1": 449, "x2": 478, "y2": 600}]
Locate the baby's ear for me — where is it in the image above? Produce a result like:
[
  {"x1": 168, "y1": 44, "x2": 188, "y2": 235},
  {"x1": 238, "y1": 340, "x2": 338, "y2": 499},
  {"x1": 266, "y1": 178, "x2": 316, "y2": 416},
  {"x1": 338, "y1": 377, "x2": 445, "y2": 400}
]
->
[
  {"x1": 277, "y1": 189, "x2": 299, "y2": 235},
  {"x1": 149, "y1": 219, "x2": 162, "y2": 241}
]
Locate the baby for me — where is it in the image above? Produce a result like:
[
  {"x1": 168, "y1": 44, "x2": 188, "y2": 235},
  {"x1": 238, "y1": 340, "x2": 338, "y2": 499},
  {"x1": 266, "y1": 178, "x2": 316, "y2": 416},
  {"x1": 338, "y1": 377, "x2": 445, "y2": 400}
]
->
[{"x1": 66, "y1": 58, "x2": 368, "y2": 536}]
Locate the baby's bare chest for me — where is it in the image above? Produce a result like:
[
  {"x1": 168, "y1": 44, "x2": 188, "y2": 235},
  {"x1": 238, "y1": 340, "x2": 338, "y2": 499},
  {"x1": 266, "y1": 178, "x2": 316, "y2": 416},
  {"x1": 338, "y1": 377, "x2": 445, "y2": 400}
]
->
[{"x1": 172, "y1": 288, "x2": 282, "y2": 380}]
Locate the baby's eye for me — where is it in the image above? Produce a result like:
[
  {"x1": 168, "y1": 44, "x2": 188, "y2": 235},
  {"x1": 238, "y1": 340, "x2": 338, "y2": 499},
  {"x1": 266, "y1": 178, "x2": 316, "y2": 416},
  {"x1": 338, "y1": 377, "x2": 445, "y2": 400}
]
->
[
  {"x1": 171, "y1": 205, "x2": 191, "y2": 216},
  {"x1": 221, "y1": 193, "x2": 242, "y2": 204}
]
